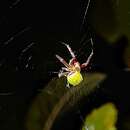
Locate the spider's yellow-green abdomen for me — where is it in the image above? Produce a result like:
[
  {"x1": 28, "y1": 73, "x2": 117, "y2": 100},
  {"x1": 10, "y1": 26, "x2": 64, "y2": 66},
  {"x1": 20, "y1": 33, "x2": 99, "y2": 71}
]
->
[{"x1": 67, "y1": 71, "x2": 83, "y2": 86}]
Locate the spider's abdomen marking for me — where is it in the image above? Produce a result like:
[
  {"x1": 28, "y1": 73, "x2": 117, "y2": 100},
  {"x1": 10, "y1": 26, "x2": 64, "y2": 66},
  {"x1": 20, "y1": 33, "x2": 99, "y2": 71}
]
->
[{"x1": 67, "y1": 71, "x2": 83, "y2": 86}]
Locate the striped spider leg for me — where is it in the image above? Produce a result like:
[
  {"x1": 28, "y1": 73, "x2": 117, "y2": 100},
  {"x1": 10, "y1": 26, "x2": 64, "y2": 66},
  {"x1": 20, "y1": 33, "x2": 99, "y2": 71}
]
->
[
  {"x1": 80, "y1": 38, "x2": 94, "y2": 69},
  {"x1": 61, "y1": 42, "x2": 81, "y2": 71},
  {"x1": 55, "y1": 54, "x2": 71, "y2": 87}
]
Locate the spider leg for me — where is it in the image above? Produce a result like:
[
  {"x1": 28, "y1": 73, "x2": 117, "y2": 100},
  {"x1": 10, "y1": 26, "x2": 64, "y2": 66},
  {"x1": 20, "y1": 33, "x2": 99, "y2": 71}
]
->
[
  {"x1": 66, "y1": 82, "x2": 70, "y2": 88},
  {"x1": 58, "y1": 69, "x2": 70, "y2": 88},
  {"x1": 81, "y1": 39, "x2": 94, "y2": 68},
  {"x1": 56, "y1": 54, "x2": 71, "y2": 69},
  {"x1": 58, "y1": 71, "x2": 69, "y2": 78},
  {"x1": 61, "y1": 42, "x2": 76, "y2": 58},
  {"x1": 61, "y1": 42, "x2": 78, "y2": 67},
  {"x1": 61, "y1": 67, "x2": 70, "y2": 72}
]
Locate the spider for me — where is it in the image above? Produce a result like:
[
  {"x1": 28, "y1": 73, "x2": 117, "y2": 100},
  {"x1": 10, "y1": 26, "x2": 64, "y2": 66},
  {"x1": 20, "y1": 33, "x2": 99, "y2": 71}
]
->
[{"x1": 55, "y1": 38, "x2": 94, "y2": 88}]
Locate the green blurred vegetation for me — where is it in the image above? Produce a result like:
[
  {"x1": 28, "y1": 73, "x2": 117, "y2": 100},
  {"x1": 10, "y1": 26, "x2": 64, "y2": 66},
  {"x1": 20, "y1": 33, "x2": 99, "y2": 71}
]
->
[
  {"x1": 82, "y1": 103, "x2": 118, "y2": 130},
  {"x1": 25, "y1": 73, "x2": 106, "y2": 130},
  {"x1": 89, "y1": 0, "x2": 130, "y2": 67}
]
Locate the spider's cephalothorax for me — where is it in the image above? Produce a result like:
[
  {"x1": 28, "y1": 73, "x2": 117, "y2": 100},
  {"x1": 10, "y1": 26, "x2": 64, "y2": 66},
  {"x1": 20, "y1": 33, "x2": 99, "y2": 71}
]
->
[{"x1": 56, "y1": 39, "x2": 93, "y2": 87}]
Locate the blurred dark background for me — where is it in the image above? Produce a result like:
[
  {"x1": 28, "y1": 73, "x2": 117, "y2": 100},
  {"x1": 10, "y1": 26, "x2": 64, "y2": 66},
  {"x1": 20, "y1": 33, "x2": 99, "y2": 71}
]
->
[
  {"x1": 0, "y1": 0, "x2": 130, "y2": 130},
  {"x1": 0, "y1": 0, "x2": 80, "y2": 130}
]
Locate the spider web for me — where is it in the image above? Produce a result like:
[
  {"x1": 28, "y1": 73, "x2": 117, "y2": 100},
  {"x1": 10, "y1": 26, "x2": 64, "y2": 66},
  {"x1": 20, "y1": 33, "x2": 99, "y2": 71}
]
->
[{"x1": 0, "y1": 0, "x2": 92, "y2": 130}]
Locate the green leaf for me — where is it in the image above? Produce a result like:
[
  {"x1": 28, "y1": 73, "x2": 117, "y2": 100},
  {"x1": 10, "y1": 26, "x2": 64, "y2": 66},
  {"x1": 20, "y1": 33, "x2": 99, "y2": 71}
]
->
[{"x1": 82, "y1": 103, "x2": 118, "y2": 130}]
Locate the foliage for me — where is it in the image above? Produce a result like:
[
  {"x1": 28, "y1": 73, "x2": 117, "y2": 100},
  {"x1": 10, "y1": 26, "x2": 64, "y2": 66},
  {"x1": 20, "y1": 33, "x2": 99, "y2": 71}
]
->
[{"x1": 82, "y1": 103, "x2": 118, "y2": 130}]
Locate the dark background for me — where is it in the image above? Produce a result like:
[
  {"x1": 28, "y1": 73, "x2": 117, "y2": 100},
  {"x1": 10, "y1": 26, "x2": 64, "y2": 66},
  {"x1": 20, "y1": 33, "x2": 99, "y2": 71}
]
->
[
  {"x1": 0, "y1": 0, "x2": 82, "y2": 130},
  {"x1": 0, "y1": 0, "x2": 130, "y2": 130}
]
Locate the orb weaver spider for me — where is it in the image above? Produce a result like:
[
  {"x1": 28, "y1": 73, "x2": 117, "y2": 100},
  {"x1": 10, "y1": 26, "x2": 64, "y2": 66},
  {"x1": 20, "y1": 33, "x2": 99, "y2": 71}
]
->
[{"x1": 55, "y1": 38, "x2": 94, "y2": 88}]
